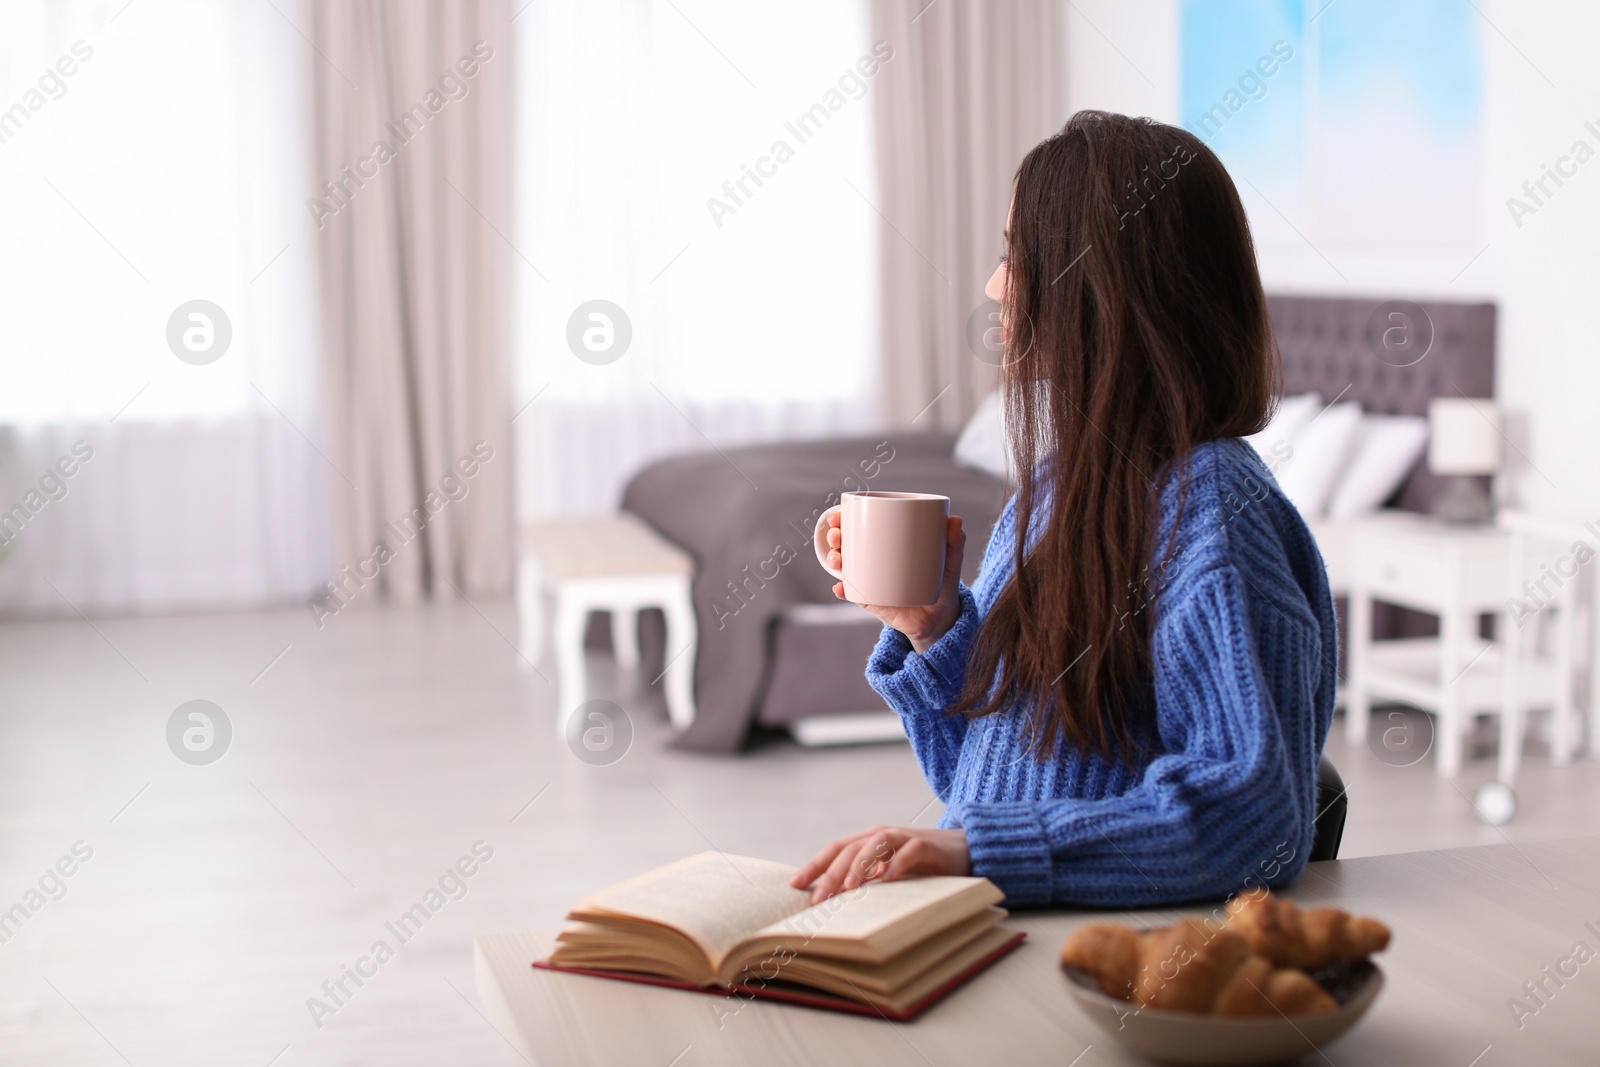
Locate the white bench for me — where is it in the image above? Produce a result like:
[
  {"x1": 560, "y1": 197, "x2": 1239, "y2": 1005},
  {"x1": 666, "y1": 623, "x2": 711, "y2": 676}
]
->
[{"x1": 517, "y1": 514, "x2": 697, "y2": 737}]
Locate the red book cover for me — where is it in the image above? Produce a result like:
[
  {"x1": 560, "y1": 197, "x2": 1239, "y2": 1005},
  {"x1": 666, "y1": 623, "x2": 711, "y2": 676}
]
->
[{"x1": 532, "y1": 929, "x2": 1025, "y2": 1022}]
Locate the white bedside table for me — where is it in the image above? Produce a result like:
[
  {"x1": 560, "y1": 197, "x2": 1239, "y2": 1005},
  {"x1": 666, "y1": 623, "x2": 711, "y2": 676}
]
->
[
  {"x1": 1345, "y1": 511, "x2": 1560, "y2": 777},
  {"x1": 1499, "y1": 509, "x2": 1598, "y2": 778}
]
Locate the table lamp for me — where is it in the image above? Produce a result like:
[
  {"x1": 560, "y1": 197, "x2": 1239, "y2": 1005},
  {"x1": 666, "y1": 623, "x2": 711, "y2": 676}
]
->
[{"x1": 1427, "y1": 397, "x2": 1500, "y2": 523}]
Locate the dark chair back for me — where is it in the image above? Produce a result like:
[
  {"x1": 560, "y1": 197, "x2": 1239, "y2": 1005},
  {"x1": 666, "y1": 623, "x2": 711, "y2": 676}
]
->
[{"x1": 1310, "y1": 756, "x2": 1347, "y2": 862}]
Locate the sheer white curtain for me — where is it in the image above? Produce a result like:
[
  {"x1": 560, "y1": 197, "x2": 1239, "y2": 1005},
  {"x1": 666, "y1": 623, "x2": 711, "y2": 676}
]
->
[
  {"x1": 512, "y1": 0, "x2": 881, "y2": 518},
  {"x1": 0, "y1": 0, "x2": 327, "y2": 613}
]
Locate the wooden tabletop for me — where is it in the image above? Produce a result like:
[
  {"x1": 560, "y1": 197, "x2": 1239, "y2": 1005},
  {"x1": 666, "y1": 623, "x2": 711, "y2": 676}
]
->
[{"x1": 475, "y1": 836, "x2": 1600, "y2": 1066}]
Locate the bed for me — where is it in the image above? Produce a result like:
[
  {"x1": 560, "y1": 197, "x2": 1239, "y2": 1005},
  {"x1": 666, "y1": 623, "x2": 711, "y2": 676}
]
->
[
  {"x1": 1269, "y1": 294, "x2": 1495, "y2": 596},
  {"x1": 622, "y1": 294, "x2": 1497, "y2": 753},
  {"x1": 620, "y1": 434, "x2": 1008, "y2": 751}
]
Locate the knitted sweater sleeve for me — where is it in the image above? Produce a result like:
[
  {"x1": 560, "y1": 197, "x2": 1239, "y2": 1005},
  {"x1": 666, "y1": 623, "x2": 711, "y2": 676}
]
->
[
  {"x1": 944, "y1": 563, "x2": 1331, "y2": 908},
  {"x1": 863, "y1": 583, "x2": 981, "y2": 798}
]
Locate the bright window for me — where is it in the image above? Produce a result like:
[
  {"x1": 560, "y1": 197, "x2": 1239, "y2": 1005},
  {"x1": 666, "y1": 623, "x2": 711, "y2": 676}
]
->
[
  {"x1": 0, "y1": 0, "x2": 275, "y2": 424},
  {"x1": 513, "y1": 0, "x2": 879, "y2": 407}
]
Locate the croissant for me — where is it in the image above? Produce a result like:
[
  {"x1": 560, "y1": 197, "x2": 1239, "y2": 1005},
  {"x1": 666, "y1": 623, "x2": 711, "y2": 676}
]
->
[
  {"x1": 1224, "y1": 893, "x2": 1391, "y2": 970},
  {"x1": 1061, "y1": 918, "x2": 1338, "y2": 1017}
]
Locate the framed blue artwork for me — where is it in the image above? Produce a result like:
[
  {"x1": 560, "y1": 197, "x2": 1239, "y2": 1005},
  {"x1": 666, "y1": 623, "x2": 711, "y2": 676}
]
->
[{"x1": 1181, "y1": 0, "x2": 1483, "y2": 248}]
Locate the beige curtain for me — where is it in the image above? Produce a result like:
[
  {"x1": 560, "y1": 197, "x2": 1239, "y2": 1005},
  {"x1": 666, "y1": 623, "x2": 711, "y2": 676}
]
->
[
  {"x1": 307, "y1": 0, "x2": 514, "y2": 600},
  {"x1": 870, "y1": 0, "x2": 1060, "y2": 431}
]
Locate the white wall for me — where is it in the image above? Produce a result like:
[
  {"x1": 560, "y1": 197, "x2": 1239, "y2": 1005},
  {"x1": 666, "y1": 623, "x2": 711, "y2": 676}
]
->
[
  {"x1": 1060, "y1": 0, "x2": 1600, "y2": 515},
  {"x1": 1481, "y1": 0, "x2": 1600, "y2": 515},
  {"x1": 1060, "y1": 0, "x2": 1178, "y2": 124}
]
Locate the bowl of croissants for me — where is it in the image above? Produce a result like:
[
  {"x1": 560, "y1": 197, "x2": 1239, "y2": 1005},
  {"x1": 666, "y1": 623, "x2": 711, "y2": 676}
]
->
[{"x1": 1059, "y1": 892, "x2": 1391, "y2": 1066}]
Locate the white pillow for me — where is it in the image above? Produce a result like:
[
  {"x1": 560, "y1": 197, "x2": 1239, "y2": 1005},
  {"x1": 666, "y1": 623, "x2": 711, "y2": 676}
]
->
[
  {"x1": 953, "y1": 390, "x2": 1010, "y2": 479},
  {"x1": 1274, "y1": 401, "x2": 1364, "y2": 519},
  {"x1": 1245, "y1": 392, "x2": 1321, "y2": 462},
  {"x1": 1325, "y1": 415, "x2": 1429, "y2": 519}
]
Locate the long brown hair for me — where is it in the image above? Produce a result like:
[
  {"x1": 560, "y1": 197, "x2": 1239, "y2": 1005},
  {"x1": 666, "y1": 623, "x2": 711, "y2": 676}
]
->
[{"x1": 954, "y1": 111, "x2": 1278, "y2": 763}]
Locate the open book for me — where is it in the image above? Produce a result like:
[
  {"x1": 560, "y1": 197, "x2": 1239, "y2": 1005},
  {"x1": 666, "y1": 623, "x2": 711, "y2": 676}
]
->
[{"x1": 537, "y1": 851, "x2": 1023, "y2": 1019}]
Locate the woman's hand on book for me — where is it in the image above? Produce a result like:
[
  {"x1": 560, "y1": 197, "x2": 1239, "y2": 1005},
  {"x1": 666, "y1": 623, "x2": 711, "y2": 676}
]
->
[
  {"x1": 826, "y1": 512, "x2": 966, "y2": 653},
  {"x1": 790, "y1": 826, "x2": 971, "y2": 904}
]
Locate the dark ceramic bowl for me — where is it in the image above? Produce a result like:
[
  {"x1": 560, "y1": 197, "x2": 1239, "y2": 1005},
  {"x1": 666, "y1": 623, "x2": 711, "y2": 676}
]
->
[{"x1": 1060, "y1": 959, "x2": 1383, "y2": 1066}]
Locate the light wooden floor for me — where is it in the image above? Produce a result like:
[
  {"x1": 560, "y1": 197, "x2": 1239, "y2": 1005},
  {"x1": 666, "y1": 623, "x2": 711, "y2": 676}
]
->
[{"x1": 2, "y1": 601, "x2": 1597, "y2": 1066}]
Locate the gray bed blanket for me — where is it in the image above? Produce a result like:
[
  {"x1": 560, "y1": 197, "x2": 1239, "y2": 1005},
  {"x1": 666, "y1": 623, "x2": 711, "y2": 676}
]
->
[{"x1": 621, "y1": 432, "x2": 1008, "y2": 752}]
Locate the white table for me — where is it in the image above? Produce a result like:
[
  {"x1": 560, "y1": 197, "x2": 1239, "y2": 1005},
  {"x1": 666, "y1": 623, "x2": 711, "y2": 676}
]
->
[
  {"x1": 518, "y1": 514, "x2": 698, "y2": 734},
  {"x1": 474, "y1": 836, "x2": 1600, "y2": 1066},
  {"x1": 1499, "y1": 509, "x2": 1599, "y2": 779},
  {"x1": 1345, "y1": 512, "x2": 1561, "y2": 776}
]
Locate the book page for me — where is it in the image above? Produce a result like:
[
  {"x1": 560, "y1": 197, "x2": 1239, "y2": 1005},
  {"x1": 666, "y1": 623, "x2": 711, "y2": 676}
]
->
[
  {"x1": 570, "y1": 852, "x2": 812, "y2": 970},
  {"x1": 752, "y1": 875, "x2": 1000, "y2": 958},
  {"x1": 755, "y1": 907, "x2": 1006, "y2": 998}
]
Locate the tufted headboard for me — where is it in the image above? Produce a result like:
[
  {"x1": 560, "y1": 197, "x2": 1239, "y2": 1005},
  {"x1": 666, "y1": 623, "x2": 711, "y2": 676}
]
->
[{"x1": 1266, "y1": 294, "x2": 1496, "y2": 514}]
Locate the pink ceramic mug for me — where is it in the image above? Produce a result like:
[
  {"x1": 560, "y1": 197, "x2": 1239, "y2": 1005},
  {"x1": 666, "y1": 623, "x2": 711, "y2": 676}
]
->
[{"x1": 812, "y1": 491, "x2": 950, "y2": 607}]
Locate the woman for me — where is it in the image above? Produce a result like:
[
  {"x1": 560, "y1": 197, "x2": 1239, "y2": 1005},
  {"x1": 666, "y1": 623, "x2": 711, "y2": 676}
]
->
[{"x1": 792, "y1": 111, "x2": 1336, "y2": 908}]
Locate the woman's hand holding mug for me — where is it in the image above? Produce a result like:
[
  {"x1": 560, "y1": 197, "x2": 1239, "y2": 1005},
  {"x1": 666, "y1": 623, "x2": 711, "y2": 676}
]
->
[{"x1": 816, "y1": 501, "x2": 965, "y2": 654}]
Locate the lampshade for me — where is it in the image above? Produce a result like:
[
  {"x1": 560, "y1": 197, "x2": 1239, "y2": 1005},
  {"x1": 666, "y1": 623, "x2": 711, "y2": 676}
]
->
[{"x1": 1427, "y1": 398, "x2": 1500, "y2": 475}]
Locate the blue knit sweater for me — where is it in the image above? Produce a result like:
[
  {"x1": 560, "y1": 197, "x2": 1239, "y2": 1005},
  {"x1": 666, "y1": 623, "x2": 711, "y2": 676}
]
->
[{"x1": 867, "y1": 438, "x2": 1337, "y2": 908}]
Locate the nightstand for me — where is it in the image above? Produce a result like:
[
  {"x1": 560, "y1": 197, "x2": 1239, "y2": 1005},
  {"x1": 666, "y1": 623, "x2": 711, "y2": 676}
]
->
[
  {"x1": 1345, "y1": 512, "x2": 1561, "y2": 777},
  {"x1": 1499, "y1": 509, "x2": 1598, "y2": 779}
]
